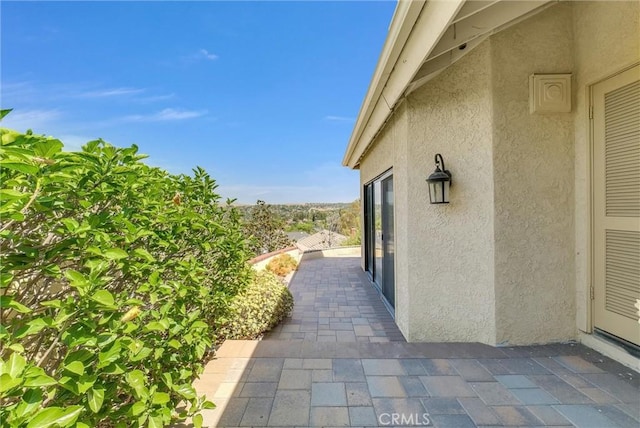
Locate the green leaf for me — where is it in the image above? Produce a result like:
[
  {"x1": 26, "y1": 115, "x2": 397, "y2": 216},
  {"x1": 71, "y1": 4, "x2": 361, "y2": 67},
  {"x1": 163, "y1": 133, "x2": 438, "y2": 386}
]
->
[
  {"x1": 192, "y1": 414, "x2": 203, "y2": 428},
  {"x1": 64, "y1": 270, "x2": 88, "y2": 287},
  {"x1": 201, "y1": 400, "x2": 216, "y2": 410},
  {"x1": 151, "y1": 392, "x2": 170, "y2": 405},
  {"x1": 58, "y1": 376, "x2": 79, "y2": 395},
  {"x1": 26, "y1": 405, "x2": 83, "y2": 428},
  {"x1": 133, "y1": 248, "x2": 156, "y2": 262},
  {"x1": 8, "y1": 211, "x2": 25, "y2": 221},
  {"x1": 104, "y1": 248, "x2": 128, "y2": 260},
  {"x1": 1, "y1": 162, "x2": 39, "y2": 175},
  {"x1": 14, "y1": 388, "x2": 43, "y2": 419},
  {"x1": 0, "y1": 108, "x2": 13, "y2": 120},
  {"x1": 153, "y1": 348, "x2": 164, "y2": 360},
  {"x1": 126, "y1": 369, "x2": 147, "y2": 398},
  {"x1": 98, "y1": 341, "x2": 121, "y2": 368},
  {"x1": 23, "y1": 374, "x2": 57, "y2": 387},
  {"x1": 23, "y1": 366, "x2": 57, "y2": 387},
  {"x1": 76, "y1": 374, "x2": 97, "y2": 394},
  {"x1": 148, "y1": 415, "x2": 163, "y2": 428},
  {"x1": 0, "y1": 188, "x2": 28, "y2": 199},
  {"x1": 64, "y1": 360, "x2": 85, "y2": 377},
  {"x1": 102, "y1": 362, "x2": 126, "y2": 375},
  {"x1": 0, "y1": 295, "x2": 32, "y2": 313},
  {"x1": 44, "y1": 264, "x2": 62, "y2": 277},
  {"x1": 130, "y1": 400, "x2": 146, "y2": 416},
  {"x1": 86, "y1": 246, "x2": 103, "y2": 256},
  {"x1": 9, "y1": 343, "x2": 25, "y2": 353},
  {"x1": 14, "y1": 317, "x2": 49, "y2": 338},
  {"x1": 161, "y1": 373, "x2": 173, "y2": 388},
  {"x1": 33, "y1": 139, "x2": 63, "y2": 158},
  {"x1": 65, "y1": 349, "x2": 95, "y2": 365},
  {"x1": 130, "y1": 346, "x2": 152, "y2": 362},
  {"x1": 148, "y1": 271, "x2": 160, "y2": 286},
  {"x1": 144, "y1": 321, "x2": 168, "y2": 332},
  {"x1": 7, "y1": 352, "x2": 26, "y2": 377},
  {"x1": 40, "y1": 299, "x2": 63, "y2": 309},
  {"x1": 61, "y1": 218, "x2": 79, "y2": 232},
  {"x1": 0, "y1": 373, "x2": 22, "y2": 392},
  {"x1": 172, "y1": 383, "x2": 196, "y2": 400},
  {"x1": 0, "y1": 272, "x2": 14, "y2": 288},
  {"x1": 90, "y1": 289, "x2": 115, "y2": 308},
  {"x1": 26, "y1": 407, "x2": 63, "y2": 428},
  {"x1": 167, "y1": 339, "x2": 181, "y2": 349},
  {"x1": 87, "y1": 386, "x2": 105, "y2": 413}
]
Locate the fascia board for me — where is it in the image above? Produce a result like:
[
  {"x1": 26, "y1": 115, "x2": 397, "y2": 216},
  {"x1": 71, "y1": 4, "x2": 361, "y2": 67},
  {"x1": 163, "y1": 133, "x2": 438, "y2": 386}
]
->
[
  {"x1": 342, "y1": 0, "x2": 425, "y2": 168},
  {"x1": 344, "y1": 0, "x2": 465, "y2": 168}
]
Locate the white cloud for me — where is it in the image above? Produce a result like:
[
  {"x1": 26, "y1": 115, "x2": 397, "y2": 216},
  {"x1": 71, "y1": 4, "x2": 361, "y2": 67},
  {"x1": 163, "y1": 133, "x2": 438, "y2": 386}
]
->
[
  {"x1": 77, "y1": 87, "x2": 145, "y2": 98},
  {"x1": 198, "y1": 49, "x2": 218, "y2": 61},
  {"x1": 133, "y1": 93, "x2": 175, "y2": 103},
  {"x1": 1, "y1": 81, "x2": 37, "y2": 100},
  {"x1": 175, "y1": 49, "x2": 219, "y2": 66},
  {"x1": 122, "y1": 108, "x2": 207, "y2": 122},
  {"x1": 324, "y1": 115, "x2": 355, "y2": 122},
  {"x1": 0, "y1": 108, "x2": 62, "y2": 133}
]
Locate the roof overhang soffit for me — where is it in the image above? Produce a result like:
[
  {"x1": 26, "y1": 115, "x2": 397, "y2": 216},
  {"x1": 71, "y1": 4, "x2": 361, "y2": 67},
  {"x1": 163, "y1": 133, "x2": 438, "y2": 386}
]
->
[{"x1": 343, "y1": 0, "x2": 554, "y2": 169}]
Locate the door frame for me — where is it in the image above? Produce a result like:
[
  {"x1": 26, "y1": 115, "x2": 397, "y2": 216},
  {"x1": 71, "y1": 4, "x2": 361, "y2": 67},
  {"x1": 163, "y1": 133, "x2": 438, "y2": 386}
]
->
[
  {"x1": 588, "y1": 62, "x2": 640, "y2": 341},
  {"x1": 363, "y1": 168, "x2": 396, "y2": 314}
]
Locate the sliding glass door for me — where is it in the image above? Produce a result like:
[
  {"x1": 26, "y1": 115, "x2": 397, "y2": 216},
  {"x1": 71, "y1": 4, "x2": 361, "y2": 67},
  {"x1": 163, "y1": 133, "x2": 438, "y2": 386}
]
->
[{"x1": 364, "y1": 171, "x2": 395, "y2": 310}]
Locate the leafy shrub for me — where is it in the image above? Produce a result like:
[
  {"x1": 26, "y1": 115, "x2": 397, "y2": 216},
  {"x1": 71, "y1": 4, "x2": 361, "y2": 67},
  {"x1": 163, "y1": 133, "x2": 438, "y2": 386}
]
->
[
  {"x1": 218, "y1": 271, "x2": 293, "y2": 340},
  {"x1": 0, "y1": 121, "x2": 253, "y2": 427},
  {"x1": 265, "y1": 254, "x2": 298, "y2": 277}
]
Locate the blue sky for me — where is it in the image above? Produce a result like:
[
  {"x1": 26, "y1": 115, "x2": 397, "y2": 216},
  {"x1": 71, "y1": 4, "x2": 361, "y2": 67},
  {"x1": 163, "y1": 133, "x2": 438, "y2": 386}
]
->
[{"x1": 1, "y1": 1, "x2": 396, "y2": 204}]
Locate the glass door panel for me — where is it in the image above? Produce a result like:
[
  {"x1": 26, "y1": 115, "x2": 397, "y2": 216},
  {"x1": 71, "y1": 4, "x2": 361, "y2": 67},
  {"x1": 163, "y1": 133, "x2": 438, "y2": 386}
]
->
[
  {"x1": 373, "y1": 180, "x2": 383, "y2": 288},
  {"x1": 382, "y1": 176, "x2": 395, "y2": 308}
]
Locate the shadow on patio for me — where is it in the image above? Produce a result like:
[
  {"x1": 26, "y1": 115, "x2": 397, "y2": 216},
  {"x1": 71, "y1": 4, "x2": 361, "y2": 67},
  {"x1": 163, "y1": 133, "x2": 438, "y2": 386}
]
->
[{"x1": 188, "y1": 255, "x2": 640, "y2": 427}]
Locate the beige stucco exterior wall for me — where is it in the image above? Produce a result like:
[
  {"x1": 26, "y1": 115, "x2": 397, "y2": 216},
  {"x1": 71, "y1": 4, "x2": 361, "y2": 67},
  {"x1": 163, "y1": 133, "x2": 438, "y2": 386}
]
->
[
  {"x1": 359, "y1": 104, "x2": 411, "y2": 336},
  {"x1": 572, "y1": 1, "x2": 640, "y2": 334},
  {"x1": 405, "y1": 42, "x2": 496, "y2": 343},
  {"x1": 357, "y1": 1, "x2": 639, "y2": 346},
  {"x1": 491, "y1": 4, "x2": 576, "y2": 345}
]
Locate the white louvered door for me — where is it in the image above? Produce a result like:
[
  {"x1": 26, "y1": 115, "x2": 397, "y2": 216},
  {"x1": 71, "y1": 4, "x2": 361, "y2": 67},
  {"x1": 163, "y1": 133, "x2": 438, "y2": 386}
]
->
[{"x1": 592, "y1": 64, "x2": 640, "y2": 346}]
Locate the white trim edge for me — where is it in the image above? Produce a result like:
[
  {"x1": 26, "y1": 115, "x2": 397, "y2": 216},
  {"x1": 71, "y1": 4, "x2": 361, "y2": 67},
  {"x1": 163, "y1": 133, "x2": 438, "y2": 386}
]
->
[{"x1": 580, "y1": 332, "x2": 640, "y2": 372}]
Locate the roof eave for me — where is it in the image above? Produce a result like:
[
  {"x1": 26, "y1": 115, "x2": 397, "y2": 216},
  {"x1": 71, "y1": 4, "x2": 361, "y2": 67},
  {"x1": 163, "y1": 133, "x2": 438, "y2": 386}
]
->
[{"x1": 343, "y1": 0, "x2": 466, "y2": 169}]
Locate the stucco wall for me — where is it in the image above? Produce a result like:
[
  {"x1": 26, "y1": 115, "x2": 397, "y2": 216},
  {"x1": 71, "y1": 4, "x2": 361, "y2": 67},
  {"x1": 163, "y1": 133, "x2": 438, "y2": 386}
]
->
[
  {"x1": 357, "y1": 1, "x2": 639, "y2": 346},
  {"x1": 405, "y1": 42, "x2": 496, "y2": 343},
  {"x1": 572, "y1": 1, "x2": 640, "y2": 333},
  {"x1": 359, "y1": 104, "x2": 411, "y2": 336},
  {"x1": 491, "y1": 4, "x2": 576, "y2": 345}
]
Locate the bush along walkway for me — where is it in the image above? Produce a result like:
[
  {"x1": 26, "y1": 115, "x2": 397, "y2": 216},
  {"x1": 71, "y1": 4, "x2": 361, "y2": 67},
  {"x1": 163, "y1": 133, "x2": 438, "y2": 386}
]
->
[
  {"x1": 193, "y1": 257, "x2": 639, "y2": 427},
  {"x1": 0, "y1": 127, "x2": 257, "y2": 428}
]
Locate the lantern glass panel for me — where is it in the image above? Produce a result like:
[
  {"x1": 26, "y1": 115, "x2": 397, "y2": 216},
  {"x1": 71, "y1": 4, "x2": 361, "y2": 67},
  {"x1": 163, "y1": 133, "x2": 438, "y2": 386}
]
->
[
  {"x1": 443, "y1": 180, "x2": 450, "y2": 203},
  {"x1": 428, "y1": 180, "x2": 450, "y2": 204}
]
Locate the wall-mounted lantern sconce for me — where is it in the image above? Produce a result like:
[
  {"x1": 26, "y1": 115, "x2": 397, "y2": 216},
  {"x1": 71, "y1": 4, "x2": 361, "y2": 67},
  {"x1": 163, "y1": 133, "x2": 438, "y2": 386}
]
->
[{"x1": 426, "y1": 153, "x2": 452, "y2": 204}]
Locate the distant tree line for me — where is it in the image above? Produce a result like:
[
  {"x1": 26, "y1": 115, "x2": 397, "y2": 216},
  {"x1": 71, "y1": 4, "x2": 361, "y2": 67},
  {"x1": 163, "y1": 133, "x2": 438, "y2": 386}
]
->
[{"x1": 239, "y1": 199, "x2": 362, "y2": 255}]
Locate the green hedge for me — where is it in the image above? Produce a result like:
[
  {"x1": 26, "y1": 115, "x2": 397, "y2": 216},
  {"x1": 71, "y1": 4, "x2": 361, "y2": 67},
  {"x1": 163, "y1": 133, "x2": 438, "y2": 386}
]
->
[
  {"x1": 0, "y1": 121, "x2": 253, "y2": 427},
  {"x1": 218, "y1": 271, "x2": 293, "y2": 340}
]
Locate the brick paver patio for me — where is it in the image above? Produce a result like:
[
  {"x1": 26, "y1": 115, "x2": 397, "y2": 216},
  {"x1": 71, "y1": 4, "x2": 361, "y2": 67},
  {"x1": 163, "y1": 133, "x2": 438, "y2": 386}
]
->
[{"x1": 193, "y1": 256, "x2": 640, "y2": 427}]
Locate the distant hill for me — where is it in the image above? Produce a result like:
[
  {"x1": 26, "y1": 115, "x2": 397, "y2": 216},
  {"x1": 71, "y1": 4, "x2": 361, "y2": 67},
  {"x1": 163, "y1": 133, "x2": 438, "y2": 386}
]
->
[{"x1": 235, "y1": 201, "x2": 358, "y2": 238}]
